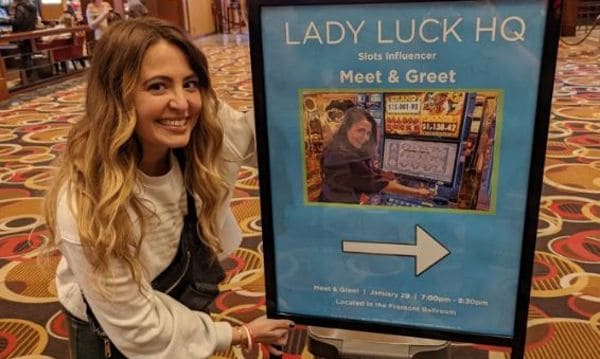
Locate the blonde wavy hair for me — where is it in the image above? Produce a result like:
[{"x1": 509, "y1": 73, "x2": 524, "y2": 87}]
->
[{"x1": 44, "y1": 18, "x2": 228, "y2": 289}]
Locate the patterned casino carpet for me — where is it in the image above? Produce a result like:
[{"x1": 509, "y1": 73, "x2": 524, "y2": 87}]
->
[{"x1": 0, "y1": 34, "x2": 598, "y2": 358}]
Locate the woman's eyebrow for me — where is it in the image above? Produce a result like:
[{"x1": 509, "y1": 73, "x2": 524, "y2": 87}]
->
[
  {"x1": 184, "y1": 74, "x2": 199, "y2": 80},
  {"x1": 141, "y1": 75, "x2": 171, "y2": 85}
]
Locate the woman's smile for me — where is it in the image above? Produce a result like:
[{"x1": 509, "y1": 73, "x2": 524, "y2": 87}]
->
[{"x1": 157, "y1": 118, "x2": 188, "y2": 127}]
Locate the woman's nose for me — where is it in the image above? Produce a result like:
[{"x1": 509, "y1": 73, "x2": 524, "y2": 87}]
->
[{"x1": 168, "y1": 89, "x2": 189, "y2": 112}]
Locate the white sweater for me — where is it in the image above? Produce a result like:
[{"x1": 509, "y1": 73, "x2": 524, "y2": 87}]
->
[{"x1": 55, "y1": 102, "x2": 255, "y2": 358}]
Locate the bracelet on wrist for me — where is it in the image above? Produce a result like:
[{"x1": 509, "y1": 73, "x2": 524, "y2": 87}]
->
[
  {"x1": 234, "y1": 326, "x2": 245, "y2": 347},
  {"x1": 240, "y1": 324, "x2": 253, "y2": 352}
]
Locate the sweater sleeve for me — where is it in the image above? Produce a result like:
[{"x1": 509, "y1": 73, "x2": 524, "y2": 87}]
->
[
  {"x1": 214, "y1": 100, "x2": 255, "y2": 258},
  {"x1": 218, "y1": 100, "x2": 255, "y2": 187},
  {"x1": 348, "y1": 160, "x2": 389, "y2": 193},
  {"x1": 323, "y1": 149, "x2": 388, "y2": 194},
  {"x1": 56, "y1": 195, "x2": 232, "y2": 358}
]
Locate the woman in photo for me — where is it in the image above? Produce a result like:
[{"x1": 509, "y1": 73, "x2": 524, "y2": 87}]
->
[
  {"x1": 319, "y1": 107, "x2": 431, "y2": 204},
  {"x1": 44, "y1": 18, "x2": 291, "y2": 358}
]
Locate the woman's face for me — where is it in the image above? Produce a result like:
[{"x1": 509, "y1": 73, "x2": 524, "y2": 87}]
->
[
  {"x1": 133, "y1": 40, "x2": 202, "y2": 163},
  {"x1": 346, "y1": 117, "x2": 372, "y2": 150}
]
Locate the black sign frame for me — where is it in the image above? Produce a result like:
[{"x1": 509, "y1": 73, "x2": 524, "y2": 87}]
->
[{"x1": 248, "y1": 1, "x2": 563, "y2": 357}]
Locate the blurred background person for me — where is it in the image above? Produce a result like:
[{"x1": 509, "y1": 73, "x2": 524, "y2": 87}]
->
[
  {"x1": 86, "y1": 0, "x2": 112, "y2": 41},
  {"x1": 240, "y1": 0, "x2": 248, "y2": 32},
  {"x1": 67, "y1": 0, "x2": 84, "y2": 23},
  {"x1": 127, "y1": 0, "x2": 148, "y2": 19},
  {"x1": 11, "y1": 0, "x2": 38, "y2": 83},
  {"x1": 63, "y1": 1, "x2": 76, "y2": 20}
]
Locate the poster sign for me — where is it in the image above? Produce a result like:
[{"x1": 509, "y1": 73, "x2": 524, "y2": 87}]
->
[{"x1": 249, "y1": 0, "x2": 561, "y2": 355}]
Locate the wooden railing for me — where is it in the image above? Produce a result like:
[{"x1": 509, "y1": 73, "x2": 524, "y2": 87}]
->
[
  {"x1": 562, "y1": 0, "x2": 600, "y2": 36},
  {"x1": 577, "y1": 0, "x2": 600, "y2": 30},
  {"x1": 0, "y1": 25, "x2": 91, "y2": 101}
]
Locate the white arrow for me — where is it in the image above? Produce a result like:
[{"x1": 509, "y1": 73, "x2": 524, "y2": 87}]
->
[{"x1": 342, "y1": 225, "x2": 450, "y2": 276}]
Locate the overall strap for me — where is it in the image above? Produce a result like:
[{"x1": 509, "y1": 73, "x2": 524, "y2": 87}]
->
[
  {"x1": 174, "y1": 149, "x2": 198, "y2": 222},
  {"x1": 185, "y1": 191, "x2": 198, "y2": 223}
]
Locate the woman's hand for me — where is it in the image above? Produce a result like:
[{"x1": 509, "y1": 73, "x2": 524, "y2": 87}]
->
[
  {"x1": 246, "y1": 316, "x2": 294, "y2": 355},
  {"x1": 380, "y1": 171, "x2": 396, "y2": 181},
  {"x1": 384, "y1": 181, "x2": 432, "y2": 198},
  {"x1": 412, "y1": 186, "x2": 433, "y2": 198}
]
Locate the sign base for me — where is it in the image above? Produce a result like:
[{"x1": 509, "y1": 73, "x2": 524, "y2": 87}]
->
[{"x1": 307, "y1": 326, "x2": 451, "y2": 358}]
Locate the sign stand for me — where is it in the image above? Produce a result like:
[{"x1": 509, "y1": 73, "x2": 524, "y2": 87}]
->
[{"x1": 307, "y1": 326, "x2": 451, "y2": 359}]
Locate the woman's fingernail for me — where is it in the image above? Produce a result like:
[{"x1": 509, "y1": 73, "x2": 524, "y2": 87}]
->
[{"x1": 289, "y1": 321, "x2": 295, "y2": 328}]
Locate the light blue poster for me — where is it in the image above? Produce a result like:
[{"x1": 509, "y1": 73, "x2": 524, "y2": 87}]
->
[{"x1": 258, "y1": 0, "x2": 551, "y2": 339}]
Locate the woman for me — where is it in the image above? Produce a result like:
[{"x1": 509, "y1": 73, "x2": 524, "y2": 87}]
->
[
  {"x1": 44, "y1": 18, "x2": 291, "y2": 358},
  {"x1": 320, "y1": 107, "x2": 430, "y2": 204},
  {"x1": 86, "y1": 0, "x2": 112, "y2": 40}
]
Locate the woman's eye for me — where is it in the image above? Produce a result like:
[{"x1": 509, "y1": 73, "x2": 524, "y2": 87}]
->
[
  {"x1": 147, "y1": 83, "x2": 167, "y2": 92},
  {"x1": 184, "y1": 79, "x2": 200, "y2": 90}
]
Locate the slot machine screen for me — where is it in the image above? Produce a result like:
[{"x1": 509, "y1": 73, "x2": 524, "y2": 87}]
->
[
  {"x1": 384, "y1": 92, "x2": 466, "y2": 139},
  {"x1": 382, "y1": 139, "x2": 459, "y2": 184}
]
